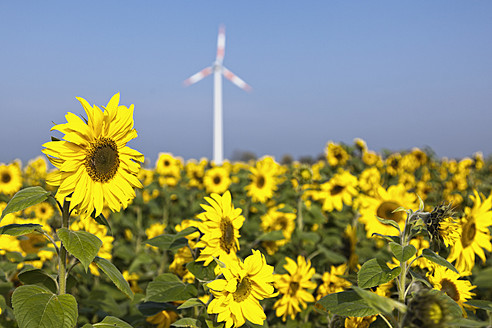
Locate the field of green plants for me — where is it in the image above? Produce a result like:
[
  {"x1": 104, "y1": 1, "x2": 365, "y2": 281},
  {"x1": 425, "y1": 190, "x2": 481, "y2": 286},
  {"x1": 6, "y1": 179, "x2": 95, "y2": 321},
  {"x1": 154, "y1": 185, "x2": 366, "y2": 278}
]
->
[{"x1": 1, "y1": 94, "x2": 492, "y2": 328}]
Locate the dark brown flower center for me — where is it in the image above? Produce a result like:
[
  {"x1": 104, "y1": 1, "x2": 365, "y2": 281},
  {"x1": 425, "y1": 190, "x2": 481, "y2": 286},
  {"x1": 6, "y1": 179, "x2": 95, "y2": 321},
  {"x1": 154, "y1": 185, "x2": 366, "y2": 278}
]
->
[
  {"x1": 164, "y1": 160, "x2": 170, "y2": 167},
  {"x1": 330, "y1": 184, "x2": 345, "y2": 196},
  {"x1": 1, "y1": 172, "x2": 12, "y2": 183},
  {"x1": 233, "y1": 277, "x2": 252, "y2": 302},
  {"x1": 462, "y1": 220, "x2": 476, "y2": 248},
  {"x1": 85, "y1": 137, "x2": 120, "y2": 183},
  {"x1": 377, "y1": 201, "x2": 405, "y2": 222},
  {"x1": 289, "y1": 281, "x2": 300, "y2": 296},
  {"x1": 213, "y1": 175, "x2": 221, "y2": 185},
  {"x1": 220, "y1": 217, "x2": 235, "y2": 253},
  {"x1": 441, "y1": 279, "x2": 460, "y2": 301},
  {"x1": 256, "y1": 175, "x2": 266, "y2": 188}
]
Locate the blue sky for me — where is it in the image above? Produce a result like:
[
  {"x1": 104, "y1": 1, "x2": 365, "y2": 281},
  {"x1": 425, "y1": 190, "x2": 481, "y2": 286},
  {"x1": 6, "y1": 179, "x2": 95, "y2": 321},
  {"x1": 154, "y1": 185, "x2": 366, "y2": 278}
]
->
[{"x1": 1, "y1": 2, "x2": 491, "y2": 165}]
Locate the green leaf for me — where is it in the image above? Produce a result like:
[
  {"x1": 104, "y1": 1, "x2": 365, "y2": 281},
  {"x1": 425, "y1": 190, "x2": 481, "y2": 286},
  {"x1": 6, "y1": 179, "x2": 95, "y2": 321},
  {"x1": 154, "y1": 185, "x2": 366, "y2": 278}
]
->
[
  {"x1": 92, "y1": 212, "x2": 112, "y2": 235},
  {"x1": 93, "y1": 256, "x2": 134, "y2": 300},
  {"x1": 317, "y1": 245, "x2": 347, "y2": 264},
  {"x1": 389, "y1": 242, "x2": 417, "y2": 263},
  {"x1": 375, "y1": 216, "x2": 401, "y2": 233},
  {"x1": 57, "y1": 228, "x2": 102, "y2": 272},
  {"x1": 352, "y1": 286, "x2": 406, "y2": 315},
  {"x1": 371, "y1": 233, "x2": 400, "y2": 244},
  {"x1": 256, "y1": 230, "x2": 284, "y2": 241},
  {"x1": 138, "y1": 302, "x2": 177, "y2": 316},
  {"x1": 93, "y1": 316, "x2": 134, "y2": 328},
  {"x1": 186, "y1": 261, "x2": 217, "y2": 281},
  {"x1": 1, "y1": 187, "x2": 51, "y2": 221},
  {"x1": 473, "y1": 267, "x2": 492, "y2": 288},
  {"x1": 11, "y1": 285, "x2": 77, "y2": 328},
  {"x1": 408, "y1": 269, "x2": 432, "y2": 288},
  {"x1": 171, "y1": 318, "x2": 200, "y2": 327},
  {"x1": 146, "y1": 273, "x2": 197, "y2": 303},
  {"x1": 357, "y1": 258, "x2": 401, "y2": 289},
  {"x1": 18, "y1": 269, "x2": 58, "y2": 294},
  {"x1": 450, "y1": 318, "x2": 489, "y2": 327},
  {"x1": 421, "y1": 249, "x2": 458, "y2": 273},
  {"x1": 145, "y1": 227, "x2": 198, "y2": 251},
  {"x1": 0, "y1": 223, "x2": 43, "y2": 236},
  {"x1": 465, "y1": 300, "x2": 492, "y2": 312},
  {"x1": 315, "y1": 290, "x2": 380, "y2": 317},
  {"x1": 205, "y1": 320, "x2": 225, "y2": 328},
  {"x1": 177, "y1": 298, "x2": 205, "y2": 310}
]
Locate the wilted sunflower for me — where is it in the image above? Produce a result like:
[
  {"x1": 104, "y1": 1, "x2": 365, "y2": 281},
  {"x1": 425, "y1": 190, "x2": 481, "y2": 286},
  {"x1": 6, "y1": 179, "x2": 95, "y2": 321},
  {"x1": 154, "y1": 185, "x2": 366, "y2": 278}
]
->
[
  {"x1": 203, "y1": 166, "x2": 231, "y2": 194},
  {"x1": 358, "y1": 184, "x2": 417, "y2": 238},
  {"x1": 0, "y1": 162, "x2": 22, "y2": 195},
  {"x1": 273, "y1": 255, "x2": 317, "y2": 321},
  {"x1": 194, "y1": 191, "x2": 245, "y2": 265},
  {"x1": 207, "y1": 250, "x2": 276, "y2": 328},
  {"x1": 43, "y1": 93, "x2": 144, "y2": 217},
  {"x1": 447, "y1": 190, "x2": 492, "y2": 272}
]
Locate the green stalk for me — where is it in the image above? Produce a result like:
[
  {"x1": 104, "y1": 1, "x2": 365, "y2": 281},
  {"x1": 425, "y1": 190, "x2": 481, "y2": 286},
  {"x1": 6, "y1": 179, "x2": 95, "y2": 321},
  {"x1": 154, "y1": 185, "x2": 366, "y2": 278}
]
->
[{"x1": 58, "y1": 199, "x2": 71, "y2": 295}]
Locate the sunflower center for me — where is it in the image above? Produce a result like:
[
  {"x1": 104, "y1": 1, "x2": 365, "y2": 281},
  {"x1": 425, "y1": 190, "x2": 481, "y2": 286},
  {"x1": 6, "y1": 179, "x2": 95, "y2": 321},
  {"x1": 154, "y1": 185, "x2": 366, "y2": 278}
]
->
[
  {"x1": 428, "y1": 302, "x2": 443, "y2": 324},
  {"x1": 256, "y1": 175, "x2": 266, "y2": 188},
  {"x1": 1, "y1": 172, "x2": 12, "y2": 183},
  {"x1": 85, "y1": 137, "x2": 120, "y2": 183},
  {"x1": 164, "y1": 160, "x2": 170, "y2": 167},
  {"x1": 289, "y1": 281, "x2": 300, "y2": 295},
  {"x1": 461, "y1": 220, "x2": 476, "y2": 248},
  {"x1": 220, "y1": 217, "x2": 235, "y2": 253},
  {"x1": 330, "y1": 184, "x2": 345, "y2": 196},
  {"x1": 276, "y1": 216, "x2": 288, "y2": 230},
  {"x1": 441, "y1": 279, "x2": 460, "y2": 301},
  {"x1": 213, "y1": 175, "x2": 221, "y2": 185},
  {"x1": 233, "y1": 277, "x2": 252, "y2": 302},
  {"x1": 377, "y1": 201, "x2": 405, "y2": 222}
]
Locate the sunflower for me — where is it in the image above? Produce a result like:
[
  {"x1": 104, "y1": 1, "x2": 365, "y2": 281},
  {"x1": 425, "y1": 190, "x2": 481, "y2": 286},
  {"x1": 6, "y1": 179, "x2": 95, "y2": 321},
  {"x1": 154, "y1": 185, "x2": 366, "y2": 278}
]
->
[
  {"x1": 325, "y1": 141, "x2": 349, "y2": 167},
  {"x1": 447, "y1": 190, "x2": 492, "y2": 273},
  {"x1": 185, "y1": 159, "x2": 207, "y2": 188},
  {"x1": 358, "y1": 167, "x2": 381, "y2": 196},
  {"x1": 42, "y1": 93, "x2": 144, "y2": 217},
  {"x1": 33, "y1": 202, "x2": 55, "y2": 221},
  {"x1": 320, "y1": 170, "x2": 358, "y2": 212},
  {"x1": 362, "y1": 150, "x2": 383, "y2": 167},
  {"x1": 245, "y1": 160, "x2": 279, "y2": 203},
  {"x1": 207, "y1": 250, "x2": 276, "y2": 328},
  {"x1": 427, "y1": 265, "x2": 476, "y2": 315},
  {"x1": 155, "y1": 152, "x2": 182, "y2": 187},
  {"x1": 403, "y1": 290, "x2": 454, "y2": 328},
  {"x1": 194, "y1": 191, "x2": 245, "y2": 265},
  {"x1": 24, "y1": 156, "x2": 48, "y2": 186},
  {"x1": 260, "y1": 204, "x2": 296, "y2": 254},
  {"x1": 273, "y1": 255, "x2": 317, "y2": 321},
  {"x1": 358, "y1": 184, "x2": 417, "y2": 238},
  {"x1": 0, "y1": 162, "x2": 22, "y2": 195},
  {"x1": 203, "y1": 167, "x2": 231, "y2": 194},
  {"x1": 316, "y1": 263, "x2": 351, "y2": 300},
  {"x1": 385, "y1": 153, "x2": 402, "y2": 176},
  {"x1": 146, "y1": 310, "x2": 178, "y2": 328}
]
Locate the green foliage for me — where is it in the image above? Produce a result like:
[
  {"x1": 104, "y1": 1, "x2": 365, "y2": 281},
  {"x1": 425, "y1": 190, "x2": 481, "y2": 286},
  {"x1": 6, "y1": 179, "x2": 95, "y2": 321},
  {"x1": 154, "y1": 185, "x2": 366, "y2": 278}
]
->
[
  {"x1": 186, "y1": 261, "x2": 217, "y2": 282},
  {"x1": 18, "y1": 269, "x2": 58, "y2": 294},
  {"x1": 375, "y1": 216, "x2": 401, "y2": 233},
  {"x1": 146, "y1": 273, "x2": 197, "y2": 303},
  {"x1": 172, "y1": 318, "x2": 200, "y2": 327},
  {"x1": 145, "y1": 227, "x2": 198, "y2": 251},
  {"x1": 316, "y1": 290, "x2": 380, "y2": 317},
  {"x1": 93, "y1": 256, "x2": 134, "y2": 300},
  {"x1": 177, "y1": 298, "x2": 205, "y2": 310},
  {"x1": 0, "y1": 186, "x2": 50, "y2": 221},
  {"x1": 0, "y1": 223, "x2": 43, "y2": 236},
  {"x1": 421, "y1": 248, "x2": 459, "y2": 273},
  {"x1": 82, "y1": 316, "x2": 134, "y2": 328},
  {"x1": 352, "y1": 286, "x2": 406, "y2": 315},
  {"x1": 57, "y1": 228, "x2": 102, "y2": 272},
  {"x1": 357, "y1": 258, "x2": 401, "y2": 289},
  {"x1": 389, "y1": 242, "x2": 417, "y2": 263},
  {"x1": 12, "y1": 285, "x2": 78, "y2": 328}
]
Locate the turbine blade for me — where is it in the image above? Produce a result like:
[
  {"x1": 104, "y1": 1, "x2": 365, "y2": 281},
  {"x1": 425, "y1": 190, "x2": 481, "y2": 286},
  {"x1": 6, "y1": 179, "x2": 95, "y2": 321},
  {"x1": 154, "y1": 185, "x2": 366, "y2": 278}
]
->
[
  {"x1": 222, "y1": 67, "x2": 252, "y2": 91},
  {"x1": 216, "y1": 24, "x2": 226, "y2": 63},
  {"x1": 183, "y1": 67, "x2": 213, "y2": 86}
]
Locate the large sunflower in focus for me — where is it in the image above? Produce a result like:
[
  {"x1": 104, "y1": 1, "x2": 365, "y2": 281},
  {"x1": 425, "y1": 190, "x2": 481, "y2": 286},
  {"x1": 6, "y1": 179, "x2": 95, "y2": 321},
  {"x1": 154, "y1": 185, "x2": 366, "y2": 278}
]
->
[
  {"x1": 43, "y1": 93, "x2": 144, "y2": 217},
  {"x1": 358, "y1": 184, "x2": 417, "y2": 238},
  {"x1": 0, "y1": 162, "x2": 22, "y2": 195},
  {"x1": 447, "y1": 190, "x2": 492, "y2": 273}
]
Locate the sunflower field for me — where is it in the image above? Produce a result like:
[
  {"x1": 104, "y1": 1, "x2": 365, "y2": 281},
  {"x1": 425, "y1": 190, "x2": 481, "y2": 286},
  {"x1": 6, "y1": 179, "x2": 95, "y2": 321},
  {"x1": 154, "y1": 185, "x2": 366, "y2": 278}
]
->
[{"x1": 1, "y1": 94, "x2": 492, "y2": 328}]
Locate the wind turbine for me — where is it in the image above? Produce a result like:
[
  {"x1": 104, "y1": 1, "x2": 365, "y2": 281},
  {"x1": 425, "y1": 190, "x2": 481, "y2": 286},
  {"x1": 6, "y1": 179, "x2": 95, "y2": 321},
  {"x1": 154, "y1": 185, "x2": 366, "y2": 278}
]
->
[{"x1": 184, "y1": 24, "x2": 251, "y2": 165}]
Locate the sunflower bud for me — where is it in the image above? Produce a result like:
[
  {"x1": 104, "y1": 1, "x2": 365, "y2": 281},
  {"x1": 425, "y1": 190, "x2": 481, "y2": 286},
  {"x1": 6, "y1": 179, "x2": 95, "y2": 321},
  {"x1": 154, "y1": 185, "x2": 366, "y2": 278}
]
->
[{"x1": 402, "y1": 290, "x2": 453, "y2": 328}]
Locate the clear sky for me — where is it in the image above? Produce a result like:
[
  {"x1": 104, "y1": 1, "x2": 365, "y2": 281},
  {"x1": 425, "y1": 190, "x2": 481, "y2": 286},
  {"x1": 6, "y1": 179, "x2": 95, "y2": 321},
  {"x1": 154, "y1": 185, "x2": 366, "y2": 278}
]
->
[{"x1": 1, "y1": 1, "x2": 491, "y2": 165}]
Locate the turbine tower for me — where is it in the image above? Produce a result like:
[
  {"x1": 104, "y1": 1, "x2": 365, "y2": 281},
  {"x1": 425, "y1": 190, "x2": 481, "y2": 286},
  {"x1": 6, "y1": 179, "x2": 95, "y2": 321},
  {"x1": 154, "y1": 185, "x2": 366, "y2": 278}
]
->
[{"x1": 184, "y1": 24, "x2": 251, "y2": 165}]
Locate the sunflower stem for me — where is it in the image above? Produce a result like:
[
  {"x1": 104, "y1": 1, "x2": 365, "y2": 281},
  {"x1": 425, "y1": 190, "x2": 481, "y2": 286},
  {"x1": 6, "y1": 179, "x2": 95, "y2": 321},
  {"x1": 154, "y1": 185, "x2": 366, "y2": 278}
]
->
[
  {"x1": 297, "y1": 196, "x2": 304, "y2": 232},
  {"x1": 58, "y1": 199, "x2": 71, "y2": 295}
]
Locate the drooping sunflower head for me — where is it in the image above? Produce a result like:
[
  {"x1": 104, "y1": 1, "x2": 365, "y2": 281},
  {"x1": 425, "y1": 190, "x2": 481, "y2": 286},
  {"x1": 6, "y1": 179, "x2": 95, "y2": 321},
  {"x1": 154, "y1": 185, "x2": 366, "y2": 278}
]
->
[
  {"x1": 43, "y1": 93, "x2": 144, "y2": 217},
  {"x1": 403, "y1": 289, "x2": 455, "y2": 328},
  {"x1": 423, "y1": 202, "x2": 458, "y2": 250}
]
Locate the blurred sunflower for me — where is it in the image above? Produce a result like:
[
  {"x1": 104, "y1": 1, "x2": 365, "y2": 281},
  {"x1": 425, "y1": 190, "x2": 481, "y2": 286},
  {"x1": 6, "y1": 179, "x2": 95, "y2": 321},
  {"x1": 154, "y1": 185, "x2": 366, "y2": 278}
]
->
[
  {"x1": 155, "y1": 152, "x2": 181, "y2": 187},
  {"x1": 207, "y1": 250, "x2": 275, "y2": 328},
  {"x1": 358, "y1": 184, "x2": 417, "y2": 238},
  {"x1": 385, "y1": 153, "x2": 402, "y2": 176},
  {"x1": 447, "y1": 191, "x2": 492, "y2": 272},
  {"x1": 24, "y1": 156, "x2": 48, "y2": 186},
  {"x1": 185, "y1": 159, "x2": 207, "y2": 188},
  {"x1": 245, "y1": 160, "x2": 279, "y2": 203},
  {"x1": 194, "y1": 191, "x2": 244, "y2": 265},
  {"x1": 428, "y1": 266, "x2": 476, "y2": 315},
  {"x1": 320, "y1": 170, "x2": 358, "y2": 212},
  {"x1": 325, "y1": 142, "x2": 349, "y2": 166},
  {"x1": 260, "y1": 204, "x2": 296, "y2": 254},
  {"x1": 0, "y1": 162, "x2": 22, "y2": 195},
  {"x1": 203, "y1": 167, "x2": 231, "y2": 194},
  {"x1": 146, "y1": 310, "x2": 178, "y2": 328},
  {"x1": 316, "y1": 263, "x2": 351, "y2": 300},
  {"x1": 274, "y1": 255, "x2": 317, "y2": 321},
  {"x1": 358, "y1": 167, "x2": 381, "y2": 196},
  {"x1": 43, "y1": 93, "x2": 144, "y2": 217}
]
